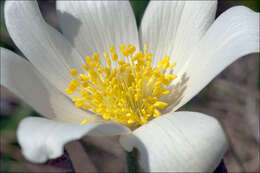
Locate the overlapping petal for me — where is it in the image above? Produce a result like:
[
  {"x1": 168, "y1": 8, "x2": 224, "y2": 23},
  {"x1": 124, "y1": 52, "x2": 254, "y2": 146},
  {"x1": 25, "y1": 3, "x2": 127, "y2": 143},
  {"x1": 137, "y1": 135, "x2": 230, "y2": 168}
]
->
[
  {"x1": 140, "y1": 1, "x2": 217, "y2": 68},
  {"x1": 3, "y1": 1, "x2": 254, "y2": 170},
  {"x1": 56, "y1": 0, "x2": 139, "y2": 62},
  {"x1": 120, "y1": 112, "x2": 228, "y2": 172},
  {"x1": 4, "y1": 0, "x2": 84, "y2": 93},
  {"x1": 17, "y1": 117, "x2": 130, "y2": 163},
  {"x1": 174, "y1": 6, "x2": 259, "y2": 111},
  {"x1": 0, "y1": 48, "x2": 99, "y2": 123}
]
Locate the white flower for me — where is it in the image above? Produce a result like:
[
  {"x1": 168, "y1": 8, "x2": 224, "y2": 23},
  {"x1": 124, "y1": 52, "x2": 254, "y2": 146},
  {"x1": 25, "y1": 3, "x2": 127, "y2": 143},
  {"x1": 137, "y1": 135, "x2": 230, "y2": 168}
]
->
[{"x1": 1, "y1": 0, "x2": 259, "y2": 172}]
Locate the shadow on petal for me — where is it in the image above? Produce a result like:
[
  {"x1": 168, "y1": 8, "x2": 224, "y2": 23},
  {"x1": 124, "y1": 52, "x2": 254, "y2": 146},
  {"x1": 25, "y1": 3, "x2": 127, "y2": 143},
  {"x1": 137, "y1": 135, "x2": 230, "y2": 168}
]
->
[
  {"x1": 119, "y1": 133, "x2": 149, "y2": 172},
  {"x1": 161, "y1": 73, "x2": 190, "y2": 114},
  {"x1": 56, "y1": 10, "x2": 82, "y2": 47}
]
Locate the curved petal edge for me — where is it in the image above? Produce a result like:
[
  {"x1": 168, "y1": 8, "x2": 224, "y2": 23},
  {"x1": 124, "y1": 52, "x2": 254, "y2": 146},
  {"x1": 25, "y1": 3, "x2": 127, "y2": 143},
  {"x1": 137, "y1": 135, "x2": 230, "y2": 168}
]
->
[
  {"x1": 119, "y1": 111, "x2": 228, "y2": 172},
  {"x1": 17, "y1": 117, "x2": 130, "y2": 163},
  {"x1": 174, "y1": 6, "x2": 259, "y2": 111}
]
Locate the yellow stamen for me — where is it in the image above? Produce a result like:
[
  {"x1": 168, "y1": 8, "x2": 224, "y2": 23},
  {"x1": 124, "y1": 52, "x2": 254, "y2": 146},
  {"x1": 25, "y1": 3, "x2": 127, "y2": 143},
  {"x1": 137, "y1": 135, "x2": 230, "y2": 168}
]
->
[
  {"x1": 80, "y1": 118, "x2": 88, "y2": 125},
  {"x1": 70, "y1": 69, "x2": 78, "y2": 76},
  {"x1": 143, "y1": 43, "x2": 147, "y2": 52},
  {"x1": 65, "y1": 44, "x2": 177, "y2": 128}
]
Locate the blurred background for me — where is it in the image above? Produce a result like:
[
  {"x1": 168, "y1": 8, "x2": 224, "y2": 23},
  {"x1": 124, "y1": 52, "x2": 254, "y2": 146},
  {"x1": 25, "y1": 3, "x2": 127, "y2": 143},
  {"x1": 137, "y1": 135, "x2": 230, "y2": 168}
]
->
[{"x1": 0, "y1": 0, "x2": 259, "y2": 172}]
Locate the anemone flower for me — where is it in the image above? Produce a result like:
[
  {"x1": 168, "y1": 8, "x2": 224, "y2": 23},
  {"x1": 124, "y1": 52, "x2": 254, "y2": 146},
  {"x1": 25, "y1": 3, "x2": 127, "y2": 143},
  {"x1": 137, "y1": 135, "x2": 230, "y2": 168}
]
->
[{"x1": 1, "y1": 0, "x2": 259, "y2": 172}]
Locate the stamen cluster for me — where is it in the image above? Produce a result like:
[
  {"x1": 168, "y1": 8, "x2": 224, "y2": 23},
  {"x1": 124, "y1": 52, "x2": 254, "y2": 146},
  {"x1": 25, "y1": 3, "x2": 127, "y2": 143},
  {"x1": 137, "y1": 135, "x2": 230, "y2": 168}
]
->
[{"x1": 66, "y1": 44, "x2": 177, "y2": 127}]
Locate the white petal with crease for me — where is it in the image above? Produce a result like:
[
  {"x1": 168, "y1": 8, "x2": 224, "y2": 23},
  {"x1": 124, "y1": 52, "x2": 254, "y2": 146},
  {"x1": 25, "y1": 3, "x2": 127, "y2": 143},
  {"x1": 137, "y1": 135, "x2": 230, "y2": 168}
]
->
[
  {"x1": 17, "y1": 117, "x2": 130, "y2": 163},
  {"x1": 4, "y1": 0, "x2": 84, "y2": 93},
  {"x1": 140, "y1": 1, "x2": 217, "y2": 68},
  {"x1": 0, "y1": 48, "x2": 100, "y2": 123},
  {"x1": 57, "y1": 0, "x2": 139, "y2": 61},
  {"x1": 174, "y1": 6, "x2": 259, "y2": 111},
  {"x1": 119, "y1": 111, "x2": 228, "y2": 172}
]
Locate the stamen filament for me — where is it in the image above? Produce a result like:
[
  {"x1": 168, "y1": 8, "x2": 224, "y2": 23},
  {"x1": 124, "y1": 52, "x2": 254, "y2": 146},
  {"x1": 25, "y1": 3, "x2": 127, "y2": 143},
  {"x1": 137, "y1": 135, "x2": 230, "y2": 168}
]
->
[{"x1": 66, "y1": 44, "x2": 177, "y2": 127}]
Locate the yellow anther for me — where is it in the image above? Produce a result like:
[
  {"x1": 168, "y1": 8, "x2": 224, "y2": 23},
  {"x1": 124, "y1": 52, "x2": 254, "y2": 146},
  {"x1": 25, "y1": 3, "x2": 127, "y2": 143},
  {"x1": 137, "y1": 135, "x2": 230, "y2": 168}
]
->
[
  {"x1": 110, "y1": 45, "x2": 115, "y2": 53},
  {"x1": 72, "y1": 97, "x2": 80, "y2": 102},
  {"x1": 102, "y1": 113, "x2": 110, "y2": 120},
  {"x1": 154, "y1": 101, "x2": 168, "y2": 109},
  {"x1": 85, "y1": 56, "x2": 92, "y2": 65},
  {"x1": 93, "y1": 53, "x2": 99, "y2": 61},
  {"x1": 65, "y1": 88, "x2": 74, "y2": 94},
  {"x1": 155, "y1": 81, "x2": 162, "y2": 87},
  {"x1": 163, "y1": 62, "x2": 169, "y2": 70},
  {"x1": 71, "y1": 79, "x2": 80, "y2": 86},
  {"x1": 170, "y1": 62, "x2": 176, "y2": 69},
  {"x1": 79, "y1": 74, "x2": 88, "y2": 81},
  {"x1": 163, "y1": 56, "x2": 170, "y2": 62},
  {"x1": 129, "y1": 46, "x2": 136, "y2": 54},
  {"x1": 70, "y1": 69, "x2": 78, "y2": 76},
  {"x1": 143, "y1": 43, "x2": 147, "y2": 52},
  {"x1": 103, "y1": 52, "x2": 111, "y2": 66},
  {"x1": 120, "y1": 44, "x2": 125, "y2": 52},
  {"x1": 120, "y1": 44, "x2": 130, "y2": 57},
  {"x1": 119, "y1": 66, "x2": 125, "y2": 73},
  {"x1": 166, "y1": 74, "x2": 178, "y2": 80},
  {"x1": 140, "y1": 117, "x2": 148, "y2": 124},
  {"x1": 66, "y1": 44, "x2": 177, "y2": 127},
  {"x1": 82, "y1": 64, "x2": 89, "y2": 71},
  {"x1": 75, "y1": 101, "x2": 83, "y2": 108},
  {"x1": 80, "y1": 118, "x2": 88, "y2": 125},
  {"x1": 82, "y1": 105, "x2": 91, "y2": 109},
  {"x1": 123, "y1": 50, "x2": 129, "y2": 57},
  {"x1": 118, "y1": 58, "x2": 125, "y2": 65},
  {"x1": 82, "y1": 81, "x2": 88, "y2": 88},
  {"x1": 162, "y1": 90, "x2": 170, "y2": 95},
  {"x1": 153, "y1": 109, "x2": 161, "y2": 117},
  {"x1": 112, "y1": 52, "x2": 118, "y2": 61},
  {"x1": 128, "y1": 118, "x2": 135, "y2": 124}
]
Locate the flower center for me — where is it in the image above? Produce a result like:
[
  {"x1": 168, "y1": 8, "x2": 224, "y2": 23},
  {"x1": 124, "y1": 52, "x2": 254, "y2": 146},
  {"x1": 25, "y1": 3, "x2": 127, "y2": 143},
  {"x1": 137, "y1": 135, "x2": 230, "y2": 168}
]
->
[{"x1": 65, "y1": 44, "x2": 177, "y2": 128}]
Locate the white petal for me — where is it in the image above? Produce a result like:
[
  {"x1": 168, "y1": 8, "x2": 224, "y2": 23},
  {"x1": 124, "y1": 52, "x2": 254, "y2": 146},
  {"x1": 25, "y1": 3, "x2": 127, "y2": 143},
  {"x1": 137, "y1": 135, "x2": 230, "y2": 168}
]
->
[
  {"x1": 140, "y1": 1, "x2": 217, "y2": 68},
  {"x1": 0, "y1": 48, "x2": 100, "y2": 123},
  {"x1": 174, "y1": 6, "x2": 259, "y2": 111},
  {"x1": 56, "y1": 1, "x2": 139, "y2": 60},
  {"x1": 17, "y1": 117, "x2": 130, "y2": 163},
  {"x1": 120, "y1": 112, "x2": 228, "y2": 172},
  {"x1": 4, "y1": 0, "x2": 85, "y2": 93}
]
